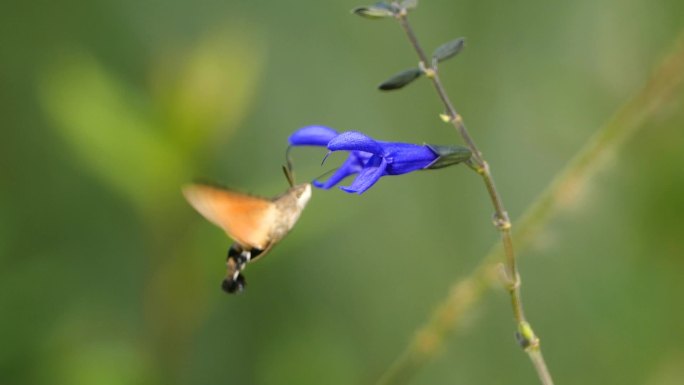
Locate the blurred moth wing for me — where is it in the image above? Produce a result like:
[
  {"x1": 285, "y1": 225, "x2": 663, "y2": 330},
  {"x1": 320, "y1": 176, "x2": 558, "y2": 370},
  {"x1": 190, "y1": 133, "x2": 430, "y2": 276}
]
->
[
  {"x1": 182, "y1": 184, "x2": 280, "y2": 250},
  {"x1": 183, "y1": 182, "x2": 312, "y2": 260}
]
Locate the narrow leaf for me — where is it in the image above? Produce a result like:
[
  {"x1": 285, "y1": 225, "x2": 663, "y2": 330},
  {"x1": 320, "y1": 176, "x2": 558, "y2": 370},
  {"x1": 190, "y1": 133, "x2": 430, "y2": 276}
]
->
[
  {"x1": 378, "y1": 68, "x2": 422, "y2": 91},
  {"x1": 352, "y1": 2, "x2": 396, "y2": 19},
  {"x1": 432, "y1": 37, "x2": 466, "y2": 62}
]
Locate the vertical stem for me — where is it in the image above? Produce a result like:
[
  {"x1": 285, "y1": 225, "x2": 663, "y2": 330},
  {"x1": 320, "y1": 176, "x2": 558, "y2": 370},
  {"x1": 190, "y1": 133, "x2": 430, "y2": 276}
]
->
[
  {"x1": 529, "y1": 349, "x2": 555, "y2": 385},
  {"x1": 394, "y1": 8, "x2": 553, "y2": 385}
]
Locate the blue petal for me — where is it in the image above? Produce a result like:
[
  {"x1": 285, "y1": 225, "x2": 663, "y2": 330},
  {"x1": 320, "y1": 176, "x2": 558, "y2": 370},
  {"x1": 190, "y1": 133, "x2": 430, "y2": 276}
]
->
[
  {"x1": 313, "y1": 151, "x2": 370, "y2": 189},
  {"x1": 313, "y1": 160, "x2": 357, "y2": 189},
  {"x1": 328, "y1": 131, "x2": 383, "y2": 154},
  {"x1": 380, "y1": 142, "x2": 438, "y2": 174},
  {"x1": 289, "y1": 125, "x2": 339, "y2": 146},
  {"x1": 340, "y1": 155, "x2": 387, "y2": 194}
]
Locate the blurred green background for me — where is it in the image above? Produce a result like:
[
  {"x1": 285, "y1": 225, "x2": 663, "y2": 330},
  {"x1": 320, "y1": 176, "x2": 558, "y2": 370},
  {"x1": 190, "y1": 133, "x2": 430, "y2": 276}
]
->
[{"x1": 2, "y1": 0, "x2": 684, "y2": 384}]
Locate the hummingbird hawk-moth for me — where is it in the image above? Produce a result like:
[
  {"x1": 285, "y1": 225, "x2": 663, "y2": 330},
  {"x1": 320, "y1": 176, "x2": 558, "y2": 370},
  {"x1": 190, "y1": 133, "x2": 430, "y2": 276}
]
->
[{"x1": 183, "y1": 174, "x2": 311, "y2": 294}]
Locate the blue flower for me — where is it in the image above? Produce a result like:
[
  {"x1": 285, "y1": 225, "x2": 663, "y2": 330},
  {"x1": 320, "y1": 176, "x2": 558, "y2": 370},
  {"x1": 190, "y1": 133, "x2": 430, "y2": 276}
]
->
[{"x1": 289, "y1": 125, "x2": 471, "y2": 194}]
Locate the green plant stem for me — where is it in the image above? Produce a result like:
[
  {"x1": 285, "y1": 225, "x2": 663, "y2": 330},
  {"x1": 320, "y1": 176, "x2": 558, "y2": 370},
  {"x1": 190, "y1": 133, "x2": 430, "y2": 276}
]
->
[
  {"x1": 375, "y1": 28, "x2": 684, "y2": 385},
  {"x1": 395, "y1": 9, "x2": 552, "y2": 385}
]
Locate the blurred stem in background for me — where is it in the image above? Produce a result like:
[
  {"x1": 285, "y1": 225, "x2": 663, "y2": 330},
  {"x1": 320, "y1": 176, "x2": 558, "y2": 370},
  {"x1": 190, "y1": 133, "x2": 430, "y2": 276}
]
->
[{"x1": 375, "y1": 30, "x2": 684, "y2": 385}]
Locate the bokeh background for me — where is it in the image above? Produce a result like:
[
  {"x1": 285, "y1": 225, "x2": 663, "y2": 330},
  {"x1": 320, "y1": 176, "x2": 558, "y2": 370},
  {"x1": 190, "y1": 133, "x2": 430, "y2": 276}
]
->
[{"x1": 2, "y1": 0, "x2": 684, "y2": 384}]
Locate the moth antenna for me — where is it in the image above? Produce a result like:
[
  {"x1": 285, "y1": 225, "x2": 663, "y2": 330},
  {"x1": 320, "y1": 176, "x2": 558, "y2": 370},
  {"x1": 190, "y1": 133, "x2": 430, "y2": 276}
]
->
[{"x1": 283, "y1": 146, "x2": 296, "y2": 187}]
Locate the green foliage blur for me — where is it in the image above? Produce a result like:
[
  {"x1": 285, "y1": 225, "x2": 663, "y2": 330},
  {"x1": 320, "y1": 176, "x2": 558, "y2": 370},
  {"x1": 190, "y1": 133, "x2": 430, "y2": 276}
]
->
[{"x1": 2, "y1": 0, "x2": 684, "y2": 384}]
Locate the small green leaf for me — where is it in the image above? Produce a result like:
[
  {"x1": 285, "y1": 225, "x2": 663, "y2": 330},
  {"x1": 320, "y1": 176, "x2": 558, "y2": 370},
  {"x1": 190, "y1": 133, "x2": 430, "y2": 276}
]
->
[
  {"x1": 425, "y1": 144, "x2": 472, "y2": 169},
  {"x1": 400, "y1": 0, "x2": 418, "y2": 10},
  {"x1": 432, "y1": 37, "x2": 466, "y2": 62},
  {"x1": 378, "y1": 68, "x2": 423, "y2": 91},
  {"x1": 352, "y1": 2, "x2": 396, "y2": 19}
]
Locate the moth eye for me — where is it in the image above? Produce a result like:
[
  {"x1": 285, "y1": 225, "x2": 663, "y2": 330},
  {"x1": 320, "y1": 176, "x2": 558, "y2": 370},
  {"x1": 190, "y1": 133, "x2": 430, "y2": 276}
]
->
[
  {"x1": 250, "y1": 248, "x2": 264, "y2": 258},
  {"x1": 222, "y1": 274, "x2": 246, "y2": 294}
]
